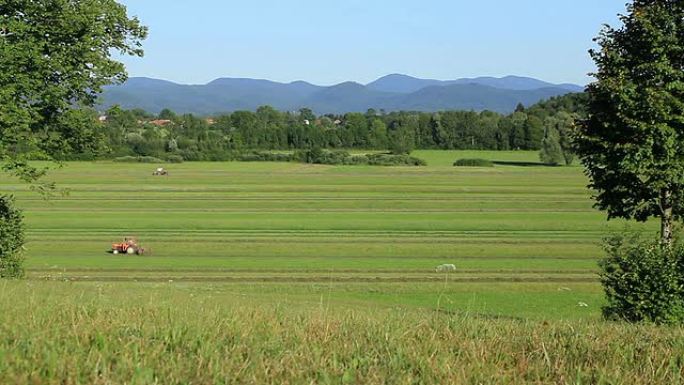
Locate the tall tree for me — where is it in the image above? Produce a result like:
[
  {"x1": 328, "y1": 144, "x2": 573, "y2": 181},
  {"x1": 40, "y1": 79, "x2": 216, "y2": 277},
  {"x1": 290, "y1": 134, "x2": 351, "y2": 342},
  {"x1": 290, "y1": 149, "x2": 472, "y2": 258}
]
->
[
  {"x1": 576, "y1": 0, "x2": 684, "y2": 246},
  {"x1": 542, "y1": 114, "x2": 576, "y2": 166},
  {"x1": 540, "y1": 126, "x2": 563, "y2": 165},
  {"x1": 0, "y1": 0, "x2": 147, "y2": 277},
  {"x1": 553, "y1": 112, "x2": 576, "y2": 166}
]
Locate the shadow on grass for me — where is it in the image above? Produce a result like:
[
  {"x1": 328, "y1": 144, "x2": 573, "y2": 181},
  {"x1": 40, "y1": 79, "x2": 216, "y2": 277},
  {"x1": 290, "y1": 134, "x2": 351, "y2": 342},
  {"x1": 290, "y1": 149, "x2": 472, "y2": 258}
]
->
[{"x1": 492, "y1": 161, "x2": 560, "y2": 167}]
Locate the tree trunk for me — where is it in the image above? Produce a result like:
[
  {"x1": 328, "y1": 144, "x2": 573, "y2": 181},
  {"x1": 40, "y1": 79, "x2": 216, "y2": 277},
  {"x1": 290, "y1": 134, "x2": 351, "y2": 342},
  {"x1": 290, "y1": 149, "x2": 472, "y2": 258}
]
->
[{"x1": 661, "y1": 189, "x2": 674, "y2": 248}]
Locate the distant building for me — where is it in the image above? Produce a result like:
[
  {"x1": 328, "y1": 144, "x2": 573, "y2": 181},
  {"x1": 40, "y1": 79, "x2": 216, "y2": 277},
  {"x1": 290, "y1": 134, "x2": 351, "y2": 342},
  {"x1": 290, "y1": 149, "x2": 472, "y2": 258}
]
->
[
  {"x1": 304, "y1": 119, "x2": 310, "y2": 126},
  {"x1": 148, "y1": 119, "x2": 173, "y2": 127},
  {"x1": 98, "y1": 115, "x2": 107, "y2": 122},
  {"x1": 205, "y1": 118, "x2": 216, "y2": 125}
]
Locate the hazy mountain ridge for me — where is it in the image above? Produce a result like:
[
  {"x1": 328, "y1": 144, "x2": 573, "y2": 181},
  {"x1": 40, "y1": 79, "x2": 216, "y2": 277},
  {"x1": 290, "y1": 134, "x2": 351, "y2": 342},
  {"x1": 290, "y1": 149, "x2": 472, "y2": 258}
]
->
[{"x1": 101, "y1": 75, "x2": 584, "y2": 115}]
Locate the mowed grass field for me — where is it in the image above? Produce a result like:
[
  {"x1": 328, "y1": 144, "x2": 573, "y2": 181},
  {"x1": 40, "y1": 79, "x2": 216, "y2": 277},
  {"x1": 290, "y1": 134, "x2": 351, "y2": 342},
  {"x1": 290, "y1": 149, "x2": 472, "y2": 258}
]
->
[
  {"x1": 4, "y1": 150, "x2": 681, "y2": 384},
  {"x1": 2, "y1": 151, "x2": 655, "y2": 321}
]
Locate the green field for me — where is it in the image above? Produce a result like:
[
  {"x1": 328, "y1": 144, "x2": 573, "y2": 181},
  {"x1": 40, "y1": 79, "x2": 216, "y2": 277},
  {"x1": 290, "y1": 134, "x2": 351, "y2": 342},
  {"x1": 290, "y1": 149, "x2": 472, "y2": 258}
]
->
[
  {"x1": 2, "y1": 281, "x2": 683, "y2": 385},
  {"x1": 3, "y1": 150, "x2": 679, "y2": 384},
  {"x1": 2, "y1": 151, "x2": 655, "y2": 321}
]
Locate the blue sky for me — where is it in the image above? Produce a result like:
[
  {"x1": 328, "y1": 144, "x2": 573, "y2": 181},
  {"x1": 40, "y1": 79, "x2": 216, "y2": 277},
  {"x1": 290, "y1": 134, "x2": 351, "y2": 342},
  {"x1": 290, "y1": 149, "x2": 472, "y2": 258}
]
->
[{"x1": 117, "y1": 0, "x2": 626, "y2": 86}]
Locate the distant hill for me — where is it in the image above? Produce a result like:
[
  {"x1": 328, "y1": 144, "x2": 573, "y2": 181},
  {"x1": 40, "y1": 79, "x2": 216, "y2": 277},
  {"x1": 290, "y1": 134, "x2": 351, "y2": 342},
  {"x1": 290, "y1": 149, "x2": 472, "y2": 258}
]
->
[
  {"x1": 366, "y1": 74, "x2": 584, "y2": 94},
  {"x1": 100, "y1": 74, "x2": 584, "y2": 115}
]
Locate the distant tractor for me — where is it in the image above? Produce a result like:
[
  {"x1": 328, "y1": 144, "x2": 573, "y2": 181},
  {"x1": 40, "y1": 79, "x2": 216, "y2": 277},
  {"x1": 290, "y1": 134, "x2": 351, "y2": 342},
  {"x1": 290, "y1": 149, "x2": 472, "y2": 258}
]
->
[
  {"x1": 153, "y1": 167, "x2": 168, "y2": 176},
  {"x1": 111, "y1": 237, "x2": 147, "y2": 255}
]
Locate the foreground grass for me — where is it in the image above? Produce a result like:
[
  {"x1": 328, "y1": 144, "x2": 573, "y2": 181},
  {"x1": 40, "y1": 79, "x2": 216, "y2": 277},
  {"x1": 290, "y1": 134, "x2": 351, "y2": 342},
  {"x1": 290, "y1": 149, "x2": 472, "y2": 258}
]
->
[{"x1": 1, "y1": 281, "x2": 682, "y2": 385}]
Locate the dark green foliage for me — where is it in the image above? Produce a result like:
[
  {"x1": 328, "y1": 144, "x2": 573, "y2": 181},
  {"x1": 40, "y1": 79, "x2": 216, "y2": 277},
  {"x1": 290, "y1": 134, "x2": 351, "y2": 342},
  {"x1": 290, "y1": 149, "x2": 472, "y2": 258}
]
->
[
  {"x1": 364, "y1": 153, "x2": 426, "y2": 166},
  {"x1": 234, "y1": 149, "x2": 426, "y2": 167},
  {"x1": 387, "y1": 121, "x2": 416, "y2": 155},
  {"x1": 0, "y1": 1, "x2": 146, "y2": 278},
  {"x1": 113, "y1": 156, "x2": 164, "y2": 163},
  {"x1": 453, "y1": 159, "x2": 494, "y2": 167},
  {"x1": 546, "y1": 113, "x2": 576, "y2": 165},
  {"x1": 576, "y1": 0, "x2": 684, "y2": 245},
  {"x1": 0, "y1": 196, "x2": 25, "y2": 279},
  {"x1": 600, "y1": 234, "x2": 684, "y2": 324},
  {"x1": 237, "y1": 152, "x2": 293, "y2": 163},
  {"x1": 165, "y1": 154, "x2": 184, "y2": 163},
  {"x1": 297, "y1": 149, "x2": 426, "y2": 166},
  {"x1": 0, "y1": 0, "x2": 147, "y2": 181},
  {"x1": 62, "y1": 94, "x2": 587, "y2": 162}
]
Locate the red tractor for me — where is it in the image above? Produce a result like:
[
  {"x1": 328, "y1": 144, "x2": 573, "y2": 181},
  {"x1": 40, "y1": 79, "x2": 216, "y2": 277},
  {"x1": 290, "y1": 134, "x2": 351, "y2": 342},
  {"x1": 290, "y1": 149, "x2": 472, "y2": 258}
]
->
[{"x1": 111, "y1": 237, "x2": 147, "y2": 255}]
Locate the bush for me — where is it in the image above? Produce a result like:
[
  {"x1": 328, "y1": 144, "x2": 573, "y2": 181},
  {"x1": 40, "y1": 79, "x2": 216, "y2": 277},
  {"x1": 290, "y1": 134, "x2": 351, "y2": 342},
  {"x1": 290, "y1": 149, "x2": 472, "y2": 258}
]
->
[
  {"x1": 454, "y1": 158, "x2": 494, "y2": 167},
  {"x1": 365, "y1": 153, "x2": 426, "y2": 166},
  {"x1": 600, "y1": 234, "x2": 684, "y2": 324},
  {"x1": 58, "y1": 153, "x2": 99, "y2": 161},
  {"x1": 237, "y1": 151, "x2": 294, "y2": 162},
  {"x1": 295, "y1": 149, "x2": 351, "y2": 164},
  {"x1": 113, "y1": 155, "x2": 165, "y2": 163},
  {"x1": 165, "y1": 154, "x2": 184, "y2": 163},
  {"x1": 294, "y1": 149, "x2": 426, "y2": 167},
  {"x1": 0, "y1": 195, "x2": 25, "y2": 279}
]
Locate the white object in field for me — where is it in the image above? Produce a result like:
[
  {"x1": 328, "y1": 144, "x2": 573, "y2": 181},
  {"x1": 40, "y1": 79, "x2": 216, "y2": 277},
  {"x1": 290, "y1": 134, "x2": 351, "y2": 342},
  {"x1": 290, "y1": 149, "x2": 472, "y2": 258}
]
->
[
  {"x1": 578, "y1": 302, "x2": 589, "y2": 307},
  {"x1": 435, "y1": 264, "x2": 456, "y2": 273},
  {"x1": 156, "y1": 167, "x2": 164, "y2": 173},
  {"x1": 113, "y1": 250, "x2": 119, "y2": 255},
  {"x1": 127, "y1": 247, "x2": 135, "y2": 254}
]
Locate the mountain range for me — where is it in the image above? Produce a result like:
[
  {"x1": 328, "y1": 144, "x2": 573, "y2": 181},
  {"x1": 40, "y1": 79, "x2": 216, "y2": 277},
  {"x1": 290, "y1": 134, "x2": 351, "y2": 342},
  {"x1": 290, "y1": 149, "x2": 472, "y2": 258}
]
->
[{"x1": 100, "y1": 74, "x2": 584, "y2": 115}]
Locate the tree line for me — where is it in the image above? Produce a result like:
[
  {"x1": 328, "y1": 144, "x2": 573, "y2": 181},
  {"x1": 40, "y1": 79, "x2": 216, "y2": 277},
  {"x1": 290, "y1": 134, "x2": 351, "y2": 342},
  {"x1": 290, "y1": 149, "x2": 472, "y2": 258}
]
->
[{"x1": 55, "y1": 93, "x2": 587, "y2": 163}]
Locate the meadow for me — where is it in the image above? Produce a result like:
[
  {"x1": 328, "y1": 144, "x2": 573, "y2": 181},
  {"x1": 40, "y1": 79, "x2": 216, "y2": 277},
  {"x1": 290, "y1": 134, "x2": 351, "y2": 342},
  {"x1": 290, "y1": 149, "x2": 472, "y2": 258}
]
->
[
  {"x1": 3, "y1": 150, "x2": 653, "y2": 318},
  {"x1": 2, "y1": 150, "x2": 676, "y2": 384}
]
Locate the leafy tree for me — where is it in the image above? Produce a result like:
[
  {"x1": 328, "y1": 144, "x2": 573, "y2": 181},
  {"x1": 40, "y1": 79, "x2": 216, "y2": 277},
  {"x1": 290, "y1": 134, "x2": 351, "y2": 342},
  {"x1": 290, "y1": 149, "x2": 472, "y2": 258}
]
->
[
  {"x1": 0, "y1": 196, "x2": 24, "y2": 279},
  {"x1": 0, "y1": 0, "x2": 147, "y2": 277},
  {"x1": 344, "y1": 113, "x2": 368, "y2": 147},
  {"x1": 540, "y1": 126, "x2": 563, "y2": 165},
  {"x1": 576, "y1": 0, "x2": 684, "y2": 246},
  {"x1": 388, "y1": 126, "x2": 415, "y2": 155},
  {"x1": 542, "y1": 115, "x2": 576, "y2": 166},
  {"x1": 523, "y1": 115, "x2": 544, "y2": 150},
  {"x1": 369, "y1": 119, "x2": 388, "y2": 149},
  {"x1": 551, "y1": 112, "x2": 576, "y2": 166},
  {"x1": 298, "y1": 108, "x2": 316, "y2": 123},
  {"x1": 505, "y1": 112, "x2": 527, "y2": 150},
  {"x1": 158, "y1": 108, "x2": 177, "y2": 121}
]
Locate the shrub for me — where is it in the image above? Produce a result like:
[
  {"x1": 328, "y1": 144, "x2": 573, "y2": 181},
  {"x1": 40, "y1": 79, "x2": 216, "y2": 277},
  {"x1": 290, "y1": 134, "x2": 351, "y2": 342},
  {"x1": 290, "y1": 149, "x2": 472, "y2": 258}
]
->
[
  {"x1": 294, "y1": 149, "x2": 426, "y2": 166},
  {"x1": 138, "y1": 156, "x2": 165, "y2": 163},
  {"x1": 600, "y1": 234, "x2": 684, "y2": 324},
  {"x1": 365, "y1": 153, "x2": 426, "y2": 166},
  {"x1": 165, "y1": 154, "x2": 184, "y2": 163},
  {"x1": 0, "y1": 195, "x2": 25, "y2": 279},
  {"x1": 454, "y1": 158, "x2": 494, "y2": 167},
  {"x1": 295, "y1": 149, "x2": 351, "y2": 165},
  {"x1": 113, "y1": 156, "x2": 165, "y2": 163},
  {"x1": 237, "y1": 151, "x2": 293, "y2": 162}
]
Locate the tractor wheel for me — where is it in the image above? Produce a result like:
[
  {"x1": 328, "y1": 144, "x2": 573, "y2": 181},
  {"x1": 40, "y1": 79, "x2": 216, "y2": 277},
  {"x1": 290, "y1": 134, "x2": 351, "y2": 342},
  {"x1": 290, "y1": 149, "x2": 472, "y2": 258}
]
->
[
  {"x1": 113, "y1": 250, "x2": 119, "y2": 255},
  {"x1": 126, "y1": 247, "x2": 135, "y2": 255}
]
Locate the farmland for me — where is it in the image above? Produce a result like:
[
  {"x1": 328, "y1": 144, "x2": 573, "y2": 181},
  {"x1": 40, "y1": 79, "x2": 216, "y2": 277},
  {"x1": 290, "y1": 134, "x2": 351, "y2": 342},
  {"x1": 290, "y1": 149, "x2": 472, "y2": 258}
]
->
[
  {"x1": 4, "y1": 150, "x2": 678, "y2": 384},
  {"x1": 3, "y1": 151, "x2": 655, "y2": 320}
]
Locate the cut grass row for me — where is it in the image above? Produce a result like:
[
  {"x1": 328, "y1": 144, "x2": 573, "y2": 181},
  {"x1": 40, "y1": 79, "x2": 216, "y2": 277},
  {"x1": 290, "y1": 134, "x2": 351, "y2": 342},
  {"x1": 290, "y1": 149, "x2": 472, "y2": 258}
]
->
[{"x1": 22, "y1": 211, "x2": 641, "y2": 232}]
